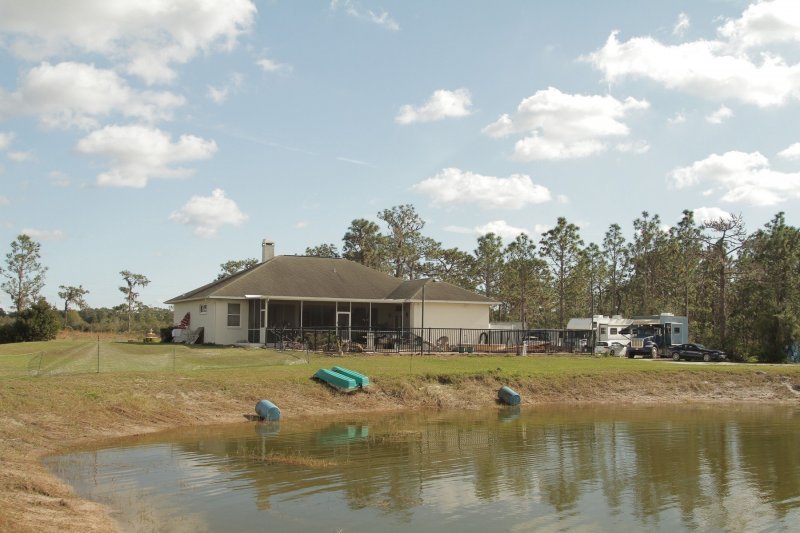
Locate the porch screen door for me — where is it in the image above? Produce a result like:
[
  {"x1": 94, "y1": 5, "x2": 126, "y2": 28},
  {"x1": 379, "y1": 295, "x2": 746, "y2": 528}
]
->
[{"x1": 336, "y1": 312, "x2": 351, "y2": 342}]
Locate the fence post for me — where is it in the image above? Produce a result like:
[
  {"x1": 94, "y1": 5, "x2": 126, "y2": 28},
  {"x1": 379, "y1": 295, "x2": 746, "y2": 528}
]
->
[
  {"x1": 97, "y1": 335, "x2": 100, "y2": 373},
  {"x1": 173, "y1": 346, "x2": 176, "y2": 372},
  {"x1": 38, "y1": 351, "x2": 43, "y2": 375}
]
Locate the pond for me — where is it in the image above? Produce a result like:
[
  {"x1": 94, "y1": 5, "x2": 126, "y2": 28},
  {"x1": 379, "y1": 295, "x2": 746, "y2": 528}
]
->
[{"x1": 45, "y1": 405, "x2": 800, "y2": 532}]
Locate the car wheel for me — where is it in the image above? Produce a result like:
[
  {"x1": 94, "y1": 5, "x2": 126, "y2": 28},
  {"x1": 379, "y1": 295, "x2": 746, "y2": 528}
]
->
[
  {"x1": 610, "y1": 349, "x2": 616, "y2": 356},
  {"x1": 703, "y1": 353, "x2": 711, "y2": 362},
  {"x1": 672, "y1": 352, "x2": 680, "y2": 361}
]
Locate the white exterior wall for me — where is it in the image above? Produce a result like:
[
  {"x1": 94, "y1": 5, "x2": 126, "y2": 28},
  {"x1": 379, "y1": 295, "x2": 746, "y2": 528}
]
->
[
  {"x1": 410, "y1": 302, "x2": 490, "y2": 329},
  {"x1": 211, "y1": 299, "x2": 249, "y2": 345},
  {"x1": 172, "y1": 299, "x2": 249, "y2": 345}
]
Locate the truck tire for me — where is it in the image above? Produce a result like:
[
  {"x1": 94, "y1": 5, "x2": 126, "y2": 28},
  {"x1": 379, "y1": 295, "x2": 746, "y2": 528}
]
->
[
  {"x1": 651, "y1": 347, "x2": 658, "y2": 358},
  {"x1": 672, "y1": 352, "x2": 680, "y2": 361}
]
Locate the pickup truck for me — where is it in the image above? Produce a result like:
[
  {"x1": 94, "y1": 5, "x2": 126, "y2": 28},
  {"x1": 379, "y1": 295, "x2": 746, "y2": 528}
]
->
[{"x1": 626, "y1": 337, "x2": 660, "y2": 358}]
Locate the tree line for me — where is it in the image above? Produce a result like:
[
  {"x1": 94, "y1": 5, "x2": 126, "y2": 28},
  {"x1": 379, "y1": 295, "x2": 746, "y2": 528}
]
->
[
  {"x1": 0, "y1": 234, "x2": 158, "y2": 341},
  {"x1": 2, "y1": 204, "x2": 799, "y2": 362},
  {"x1": 301, "y1": 205, "x2": 798, "y2": 362}
]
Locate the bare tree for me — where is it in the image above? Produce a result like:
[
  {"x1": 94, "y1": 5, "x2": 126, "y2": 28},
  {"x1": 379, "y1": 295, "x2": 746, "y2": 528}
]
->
[
  {"x1": 702, "y1": 214, "x2": 746, "y2": 347},
  {"x1": 57, "y1": 285, "x2": 89, "y2": 327},
  {"x1": 119, "y1": 270, "x2": 150, "y2": 332}
]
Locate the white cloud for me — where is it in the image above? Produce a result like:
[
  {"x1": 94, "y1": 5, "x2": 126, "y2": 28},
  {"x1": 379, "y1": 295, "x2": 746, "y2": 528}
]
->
[
  {"x1": 669, "y1": 150, "x2": 800, "y2": 206},
  {"x1": 330, "y1": 0, "x2": 399, "y2": 31},
  {"x1": 336, "y1": 156, "x2": 370, "y2": 166},
  {"x1": 718, "y1": 0, "x2": 800, "y2": 50},
  {"x1": 442, "y1": 225, "x2": 473, "y2": 235},
  {"x1": 556, "y1": 194, "x2": 569, "y2": 204},
  {"x1": 778, "y1": 142, "x2": 800, "y2": 160},
  {"x1": 0, "y1": 132, "x2": 13, "y2": 150},
  {"x1": 396, "y1": 89, "x2": 473, "y2": 124},
  {"x1": 475, "y1": 220, "x2": 529, "y2": 241},
  {"x1": 0, "y1": 196, "x2": 9, "y2": 206},
  {"x1": 0, "y1": 0, "x2": 257, "y2": 84},
  {"x1": 7, "y1": 151, "x2": 33, "y2": 162},
  {"x1": 706, "y1": 105, "x2": 734, "y2": 124},
  {"x1": 444, "y1": 221, "x2": 534, "y2": 241},
  {"x1": 668, "y1": 112, "x2": 687, "y2": 124},
  {"x1": 615, "y1": 140, "x2": 650, "y2": 154},
  {"x1": 0, "y1": 62, "x2": 184, "y2": 129},
  {"x1": 673, "y1": 13, "x2": 690, "y2": 37},
  {"x1": 21, "y1": 228, "x2": 65, "y2": 241},
  {"x1": 693, "y1": 206, "x2": 732, "y2": 224},
  {"x1": 483, "y1": 87, "x2": 648, "y2": 160},
  {"x1": 294, "y1": 220, "x2": 309, "y2": 229},
  {"x1": 76, "y1": 125, "x2": 218, "y2": 188},
  {"x1": 169, "y1": 189, "x2": 248, "y2": 238},
  {"x1": 206, "y1": 73, "x2": 244, "y2": 104},
  {"x1": 48, "y1": 170, "x2": 70, "y2": 187},
  {"x1": 256, "y1": 58, "x2": 291, "y2": 73},
  {"x1": 412, "y1": 167, "x2": 551, "y2": 209},
  {"x1": 207, "y1": 85, "x2": 229, "y2": 104},
  {"x1": 587, "y1": 12, "x2": 800, "y2": 108}
]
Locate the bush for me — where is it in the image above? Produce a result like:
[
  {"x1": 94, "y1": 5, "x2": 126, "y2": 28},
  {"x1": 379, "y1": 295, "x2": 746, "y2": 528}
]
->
[{"x1": 0, "y1": 298, "x2": 61, "y2": 343}]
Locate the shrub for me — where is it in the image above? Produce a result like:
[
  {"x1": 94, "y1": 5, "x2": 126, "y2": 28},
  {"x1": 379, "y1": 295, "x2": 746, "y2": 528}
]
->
[{"x1": 0, "y1": 298, "x2": 62, "y2": 343}]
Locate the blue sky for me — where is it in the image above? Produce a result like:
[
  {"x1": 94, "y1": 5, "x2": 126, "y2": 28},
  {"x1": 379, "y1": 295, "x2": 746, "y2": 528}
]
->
[{"x1": 2, "y1": 0, "x2": 800, "y2": 309}]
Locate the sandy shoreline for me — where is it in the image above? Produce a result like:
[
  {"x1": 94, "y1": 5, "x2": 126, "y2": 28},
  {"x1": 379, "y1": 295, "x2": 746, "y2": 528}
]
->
[{"x1": 2, "y1": 366, "x2": 799, "y2": 532}]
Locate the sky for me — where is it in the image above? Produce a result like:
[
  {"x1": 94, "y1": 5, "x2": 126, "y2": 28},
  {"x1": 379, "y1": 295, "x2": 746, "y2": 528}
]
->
[{"x1": 2, "y1": 0, "x2": 800, "y2": 310}]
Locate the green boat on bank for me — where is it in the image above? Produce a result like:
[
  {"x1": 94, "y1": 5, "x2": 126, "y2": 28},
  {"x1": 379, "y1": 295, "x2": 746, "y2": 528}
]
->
[{"x1": 313, "y1": 367, "x2": 369, "y2": 392}]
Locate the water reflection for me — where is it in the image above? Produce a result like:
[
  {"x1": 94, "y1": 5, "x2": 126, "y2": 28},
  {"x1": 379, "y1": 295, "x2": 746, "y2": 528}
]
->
[{"x1": 45, "y1": 406, "x2": 800, "y2": 532}]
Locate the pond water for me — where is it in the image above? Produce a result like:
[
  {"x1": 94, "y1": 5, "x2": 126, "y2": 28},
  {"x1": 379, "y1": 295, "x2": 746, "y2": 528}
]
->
[{"x1": 45, "y1": 405, "x2": 800, "y2": 532}]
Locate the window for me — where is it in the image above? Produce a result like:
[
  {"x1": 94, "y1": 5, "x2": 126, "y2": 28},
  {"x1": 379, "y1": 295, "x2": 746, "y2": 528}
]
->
[
  {"x1": 227, "y1": 303, "x2": 241, "y2": 327},
  {"x1": 673, "y1": 327, "x2": 681, "y2": 334},
  {"x1": 600, "y1": 327, "x2": 607, "y2": 335},
  {"x1": 610, "y1": 328, "x2": 617, "y2": 335},
  {"x1": 199, "y1": 304, "x2": 207, "y2": 314}
]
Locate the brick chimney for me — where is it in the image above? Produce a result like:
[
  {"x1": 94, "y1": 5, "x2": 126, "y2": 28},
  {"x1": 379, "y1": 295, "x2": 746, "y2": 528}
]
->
[{"x1": 262, "y1": 240, "x2": 275, "y2": 262}]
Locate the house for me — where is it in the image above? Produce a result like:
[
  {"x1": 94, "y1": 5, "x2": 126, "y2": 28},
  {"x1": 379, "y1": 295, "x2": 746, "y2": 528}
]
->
[{"x1": 165, "y1": 241, "x2": 496, "y2": 345}]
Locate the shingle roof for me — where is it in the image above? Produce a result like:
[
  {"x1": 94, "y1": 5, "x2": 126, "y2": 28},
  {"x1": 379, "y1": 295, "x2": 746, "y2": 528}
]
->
[{"x1": 165, "y1": 256, "x2": 495, "y2": 304}]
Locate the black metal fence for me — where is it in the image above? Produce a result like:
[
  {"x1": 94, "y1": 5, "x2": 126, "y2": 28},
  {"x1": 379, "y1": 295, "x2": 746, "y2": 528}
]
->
[{"x1": 266, "y1": 327, "x2": 594, "y2": 355}]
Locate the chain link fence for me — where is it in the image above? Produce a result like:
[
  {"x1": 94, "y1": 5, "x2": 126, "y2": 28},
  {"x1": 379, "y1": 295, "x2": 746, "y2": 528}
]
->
[{"x1": 0, "y1": 340, "x2": 311, "y2": 378}]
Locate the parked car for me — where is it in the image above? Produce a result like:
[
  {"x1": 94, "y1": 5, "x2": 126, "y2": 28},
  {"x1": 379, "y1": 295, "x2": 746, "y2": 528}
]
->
[
  {"x1": 670, "y1": 343, "x2": 726, "y2": 362},
  {"x1": 594, "y1": 341, "x2": 627, "y2": 356},
  {"x1": 626, "y1": 337, "x2": 660, "y2": 358}
]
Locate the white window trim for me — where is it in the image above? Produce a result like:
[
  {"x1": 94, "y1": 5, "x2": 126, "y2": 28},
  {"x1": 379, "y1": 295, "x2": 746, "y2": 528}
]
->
[{"x1": 227, "y1": 303, "x2": 241, "y2": 328}]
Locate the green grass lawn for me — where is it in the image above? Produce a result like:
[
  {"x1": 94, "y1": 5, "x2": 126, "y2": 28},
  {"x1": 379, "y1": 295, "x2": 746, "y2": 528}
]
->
[
  {"x1": 2, "y1": 339, "x2": 797, "y2": 381},
  {"x1": 0, "y1": 341, "x2": 310, "y2": 377}
]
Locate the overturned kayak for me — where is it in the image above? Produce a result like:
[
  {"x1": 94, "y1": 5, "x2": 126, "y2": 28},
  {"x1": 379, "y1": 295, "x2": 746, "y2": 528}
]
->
[
  {"x1": 314, "y1": 368, "x2": 358, "y2": 392},
  {"x1": 332, "y1": 366, "x2": 369, "y2": 388}
]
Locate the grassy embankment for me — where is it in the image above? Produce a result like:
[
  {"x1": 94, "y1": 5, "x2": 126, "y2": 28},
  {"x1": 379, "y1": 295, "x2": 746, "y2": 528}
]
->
[{"x1": 1, "y1": 339, "x2": 799, "y2": 532}]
